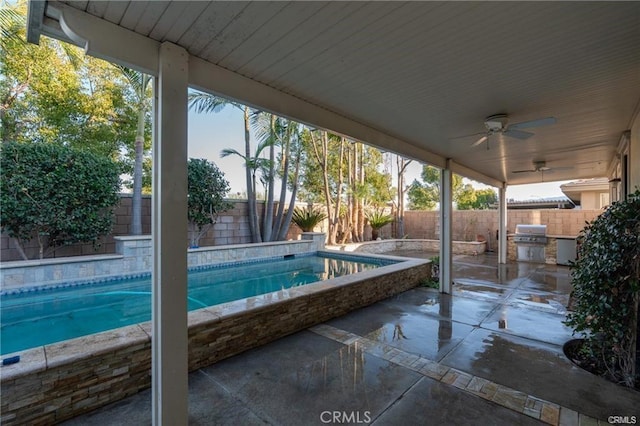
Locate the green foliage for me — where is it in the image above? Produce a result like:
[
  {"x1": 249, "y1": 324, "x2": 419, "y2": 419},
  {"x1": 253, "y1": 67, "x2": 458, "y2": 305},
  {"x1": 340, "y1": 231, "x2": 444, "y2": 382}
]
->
[
  {"x1": 187, "y1": 158, "x2": 233, "y2": 247},
  {"x1": 407, "y1": 179, "x2": 437, "y2": 210},
  {"x1": 420, "y1": 255, "x2": 441, "y2": 288},
  {"x1": 0, "y1": 4, "x2": 140, "y2": 156},
  {"x1": 407, "y1": 166, "x2": 462, "y2": 210},
  {"x1": 366, "y1": 210, "x2": 393, "y2": 240},
  {"x1": 407, "y1": 165, "x2": 497, "y2": 210},
  {"x1": 456, "y1": 186, "x2": 497, "y2": 210},
  {"x1": 0, "y1": 141, "x2": 120, "y2": 259},
  {"x1": 366, "y1": 210, "x2": 394, "y2": 230},
  {"x1": 564, "y1": 190, "x2": 640, "y2": 387},
  {"x1": 291, "y1": 206, "x2": 327, "y2": 232},
  {"x1": 456, "y1": 184, "x2": 477, "y2": 210},
  {"x1": 474, "y1": 188, "x2": 498, "y2": 209}
]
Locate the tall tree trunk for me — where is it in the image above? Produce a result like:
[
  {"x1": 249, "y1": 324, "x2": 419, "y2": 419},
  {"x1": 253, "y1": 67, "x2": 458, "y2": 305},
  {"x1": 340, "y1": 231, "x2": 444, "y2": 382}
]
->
[
  {"x1": 396, "y1": 156, "x2": 411, "y2": 238},
  {"x1": 357, "y1": 143, "x2": 365, "y2": 241},
  {"x1": 330, "y1": 138, "x2": 346, "y2": 245},
  {"x1": 262, "y1": 115, "x2": 276, "y2": 242},
  {"x1": 11, "y1": 237, "x2": 28, "y2": 261},
  {"x1": 311, "y1": 131, "x2": 335, "y2": 244},
  {"x1": 244, "y1": 106, "x2": 261, "y2": 243},
  {"x1": 346, "y1": 144, "x2": 355, "y2": 243},
  {"x1": 130, "y1": 90, "x2": 146, "y2": 235},
  {"x1": 277, "y1": 140, "x2": 302, "y2": 241},
  {"x1": 274, "y1": 125, "x2": 291, "y2": 239}
]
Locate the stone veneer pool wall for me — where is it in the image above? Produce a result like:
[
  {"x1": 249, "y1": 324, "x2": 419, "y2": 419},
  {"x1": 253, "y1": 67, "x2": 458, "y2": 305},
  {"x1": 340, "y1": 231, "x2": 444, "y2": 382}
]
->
[
  {"x1": 0, "y1": 251, "x2": 429, "y2": 424},
  {"x1": 331, "y1": 239, "x2": 486, "y2": 256},
  {"x1": 0, "y1": 233, "x2": 326, "y2": 293}
]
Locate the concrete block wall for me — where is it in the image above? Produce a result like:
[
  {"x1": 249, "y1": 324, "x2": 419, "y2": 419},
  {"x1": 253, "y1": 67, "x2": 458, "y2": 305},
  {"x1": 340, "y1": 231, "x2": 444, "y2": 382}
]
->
[
  {"x1": 403, "y1": 209, "x2": 602, "y2": 243},
  {"x1": 1, "y1": 197, "x2": 281, "y2": 262},
  {"x1": 2, "y1": 197, "x2": 601, "y2": 262}
]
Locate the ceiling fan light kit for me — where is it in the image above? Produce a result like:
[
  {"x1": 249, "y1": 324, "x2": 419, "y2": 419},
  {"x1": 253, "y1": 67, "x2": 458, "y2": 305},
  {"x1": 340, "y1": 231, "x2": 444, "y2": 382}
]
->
[
  {"x1": 469, "y1": 113, "x2": 557, "y2": 148},
  {"x1": 484, "y1": 114, "x2": 509, "y2": 132}
]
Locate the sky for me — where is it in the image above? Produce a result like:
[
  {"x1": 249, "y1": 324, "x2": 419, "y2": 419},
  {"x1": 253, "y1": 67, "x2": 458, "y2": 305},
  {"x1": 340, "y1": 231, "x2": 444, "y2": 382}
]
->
[{"x1": 187, "y1": 105, "x2": 573, "y2": 202}]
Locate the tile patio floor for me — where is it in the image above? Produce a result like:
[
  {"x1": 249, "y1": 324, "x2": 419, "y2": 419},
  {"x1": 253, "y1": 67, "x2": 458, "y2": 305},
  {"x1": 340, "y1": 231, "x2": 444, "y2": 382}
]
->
[{"x1": 63, "y1": 252, "x2": 640, "y2": 425}]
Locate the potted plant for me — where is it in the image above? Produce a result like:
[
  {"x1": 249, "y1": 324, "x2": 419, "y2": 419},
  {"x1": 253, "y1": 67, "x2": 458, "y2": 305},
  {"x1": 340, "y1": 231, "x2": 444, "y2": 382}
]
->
[
  {"x1": 564, "y1": 189, "x2": 640, "y2": 388},
  {"x1": 291, "y1": 206, "x2": 327, "y2": 232},
  {"x1": 365, "y1": 210, "x2": 394, "y2": 240}
]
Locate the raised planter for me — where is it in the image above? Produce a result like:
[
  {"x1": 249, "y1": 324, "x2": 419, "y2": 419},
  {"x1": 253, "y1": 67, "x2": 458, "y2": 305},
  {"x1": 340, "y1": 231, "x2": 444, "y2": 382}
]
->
[{"x1": 330, "y1": 238, "x2": 486, "y2": 256}]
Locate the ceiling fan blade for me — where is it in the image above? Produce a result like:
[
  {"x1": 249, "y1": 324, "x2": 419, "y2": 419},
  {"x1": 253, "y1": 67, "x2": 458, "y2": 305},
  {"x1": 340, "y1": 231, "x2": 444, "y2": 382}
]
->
[
  {"x1": 509, "y1": 116, "x2": 557, "y2": 130},
  {"x1": 503, "y1": 129, "x2": 534, "y2": 140},
  {"x1": 471, "y1": 135, "x2": 487, "y2": 147},
  {"x1": 450, "y1": 131, "x2": 486, "y2": 140},
  {"x1": 512, "y1": 169, "x2": 537, "y2": 174}
]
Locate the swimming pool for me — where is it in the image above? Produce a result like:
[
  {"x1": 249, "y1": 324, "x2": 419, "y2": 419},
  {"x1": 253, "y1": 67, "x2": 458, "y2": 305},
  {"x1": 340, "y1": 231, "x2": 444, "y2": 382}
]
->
[{"x1": 0, "y1": 252, "x2": 394, "y2": 355}]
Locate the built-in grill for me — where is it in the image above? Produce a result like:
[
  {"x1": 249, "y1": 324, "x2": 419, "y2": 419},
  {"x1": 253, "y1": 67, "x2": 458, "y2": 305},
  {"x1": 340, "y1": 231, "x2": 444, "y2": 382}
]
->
[{"x1": 514, "y1": 224, "x2": 547, "y2": 263}]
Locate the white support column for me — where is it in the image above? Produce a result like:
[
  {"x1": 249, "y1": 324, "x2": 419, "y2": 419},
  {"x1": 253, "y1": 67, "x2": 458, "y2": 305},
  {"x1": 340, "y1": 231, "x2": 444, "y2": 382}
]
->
[
  {"x1": 439, "y1": 162, "x2": 453, "y2": 294},
  {"x1": 498, "y1": 185, "x2": 508, "y2": 264},
  {"x1": 152, "y1": 42, "x2": 189, "y2": 426}
]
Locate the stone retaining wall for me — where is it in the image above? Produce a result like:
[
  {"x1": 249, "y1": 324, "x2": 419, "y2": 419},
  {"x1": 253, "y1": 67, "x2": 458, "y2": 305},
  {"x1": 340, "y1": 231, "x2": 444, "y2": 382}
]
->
[
  {"x1": 0, "y1": 254, "x2": 429, "y2": 424},
  {"x1": 332, "y1": 239, "x2": 486, "y2": 256}
]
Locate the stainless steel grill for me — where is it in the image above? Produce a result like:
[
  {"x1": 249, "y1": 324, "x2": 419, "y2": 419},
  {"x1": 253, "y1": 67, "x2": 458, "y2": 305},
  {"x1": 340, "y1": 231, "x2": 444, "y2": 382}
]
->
[
  {"x1": 514, "y1": 224, "x2": 547, "y2": 263},
  {"x1": 513, "y1": 224, "x2": 547, "y2": 244}
]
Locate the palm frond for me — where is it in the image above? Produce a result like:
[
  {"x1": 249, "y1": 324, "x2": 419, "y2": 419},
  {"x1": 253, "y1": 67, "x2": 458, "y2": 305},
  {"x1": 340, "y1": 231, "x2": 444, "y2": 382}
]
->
[
  {"x1": 220, "y1": 148, "x2": 245, "y2": 159},
  {"x1": 254, "y1": 136, "x2": 276, "y2": 159},
  {"x1": 0, "y1": 7, "x2": 26, "y2": 50},
  {"x1": 188, "y1": 92, "x2": 236, "y2": 114},
  {"x1": 291, "y1": 206, "x2": 327, "y2": 232}
]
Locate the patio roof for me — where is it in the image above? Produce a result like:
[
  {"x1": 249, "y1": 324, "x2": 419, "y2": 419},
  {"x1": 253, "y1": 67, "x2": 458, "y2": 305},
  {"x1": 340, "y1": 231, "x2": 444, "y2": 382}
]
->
[
  {"x1": 23, "y1": 2, "x2": 640, "y2": 424},
  {"x1": 28, "y1": 1, "x2": 640, "y2": 187}
]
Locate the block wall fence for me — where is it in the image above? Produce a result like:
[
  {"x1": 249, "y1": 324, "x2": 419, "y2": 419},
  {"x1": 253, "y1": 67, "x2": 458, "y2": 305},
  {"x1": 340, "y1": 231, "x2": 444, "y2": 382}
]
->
[
  {"x1": 400, "y1": 209, "x2": 602, "y2": 242},
  {"x1": 1, "y1": 193, "x2": 603, "y2": 261},
  {"x1": 1, "y1": 195, "x2": 302, "y2": 261}
]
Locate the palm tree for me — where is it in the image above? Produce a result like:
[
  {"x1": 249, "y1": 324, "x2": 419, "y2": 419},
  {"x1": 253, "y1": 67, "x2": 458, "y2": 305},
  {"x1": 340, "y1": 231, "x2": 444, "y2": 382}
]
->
[
  {"x1": 115, "y1": 66, "x2": 151, "y2": 235},
  {"x1": 189, "y1": 92, "x2": 262, "y2": 242},
  {"x1": 220, "y1": 136, "x2": 273, "y2": 243}
]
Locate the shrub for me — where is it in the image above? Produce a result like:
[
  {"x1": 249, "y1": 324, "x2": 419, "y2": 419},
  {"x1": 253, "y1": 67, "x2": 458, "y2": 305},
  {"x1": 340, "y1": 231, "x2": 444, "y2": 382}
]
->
[
  {"x1": 187, "y1": 158, "x2": 233, "y2": 247},
  {"x1": 291, "y1": 206, "x2": 327, "y2": 232},
  {"x1": 1, "y1": 141, "x2": 120, "y2": 259},
  {"x1": 564, "y1": 190, "x2": 640, "y2": 387}
]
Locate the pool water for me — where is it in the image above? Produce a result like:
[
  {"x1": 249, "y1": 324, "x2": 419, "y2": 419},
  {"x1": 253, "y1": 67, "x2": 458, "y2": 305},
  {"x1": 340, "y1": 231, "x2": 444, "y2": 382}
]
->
[{"x1": 0, "y1": 253, "x2": 393, "y2": 355}]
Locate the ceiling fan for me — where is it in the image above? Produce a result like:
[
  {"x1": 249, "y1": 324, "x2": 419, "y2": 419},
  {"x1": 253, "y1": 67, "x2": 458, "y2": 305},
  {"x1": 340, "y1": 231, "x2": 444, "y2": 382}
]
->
[
  {"x1": 468, "y1": 114, "x2": 557, "y2": 148},
  {"x1": 512, "y1": 160, "x2": 552, "y2": 174},
  {"x1": 512, "y1": 160, "x2": 572, "y2": 175}
]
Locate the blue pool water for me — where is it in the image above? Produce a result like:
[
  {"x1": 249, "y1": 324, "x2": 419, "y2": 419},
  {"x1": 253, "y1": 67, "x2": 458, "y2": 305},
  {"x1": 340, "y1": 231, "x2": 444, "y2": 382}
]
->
[{"x1": 0, "y1": 253, "x2": 394, "y2": 355}]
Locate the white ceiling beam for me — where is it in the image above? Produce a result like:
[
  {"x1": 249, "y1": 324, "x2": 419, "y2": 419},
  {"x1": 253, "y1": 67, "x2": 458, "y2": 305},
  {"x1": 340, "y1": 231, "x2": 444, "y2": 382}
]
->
[{"x1": 47, "y1": 1, "x2": 159, "y2": 75}]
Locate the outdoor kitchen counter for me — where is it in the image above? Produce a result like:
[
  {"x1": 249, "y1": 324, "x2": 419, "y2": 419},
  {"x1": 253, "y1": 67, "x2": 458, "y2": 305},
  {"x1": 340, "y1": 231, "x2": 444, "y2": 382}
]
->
[{"x1": 507, "y1": 234, "x2": 577, "y2": 264}]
